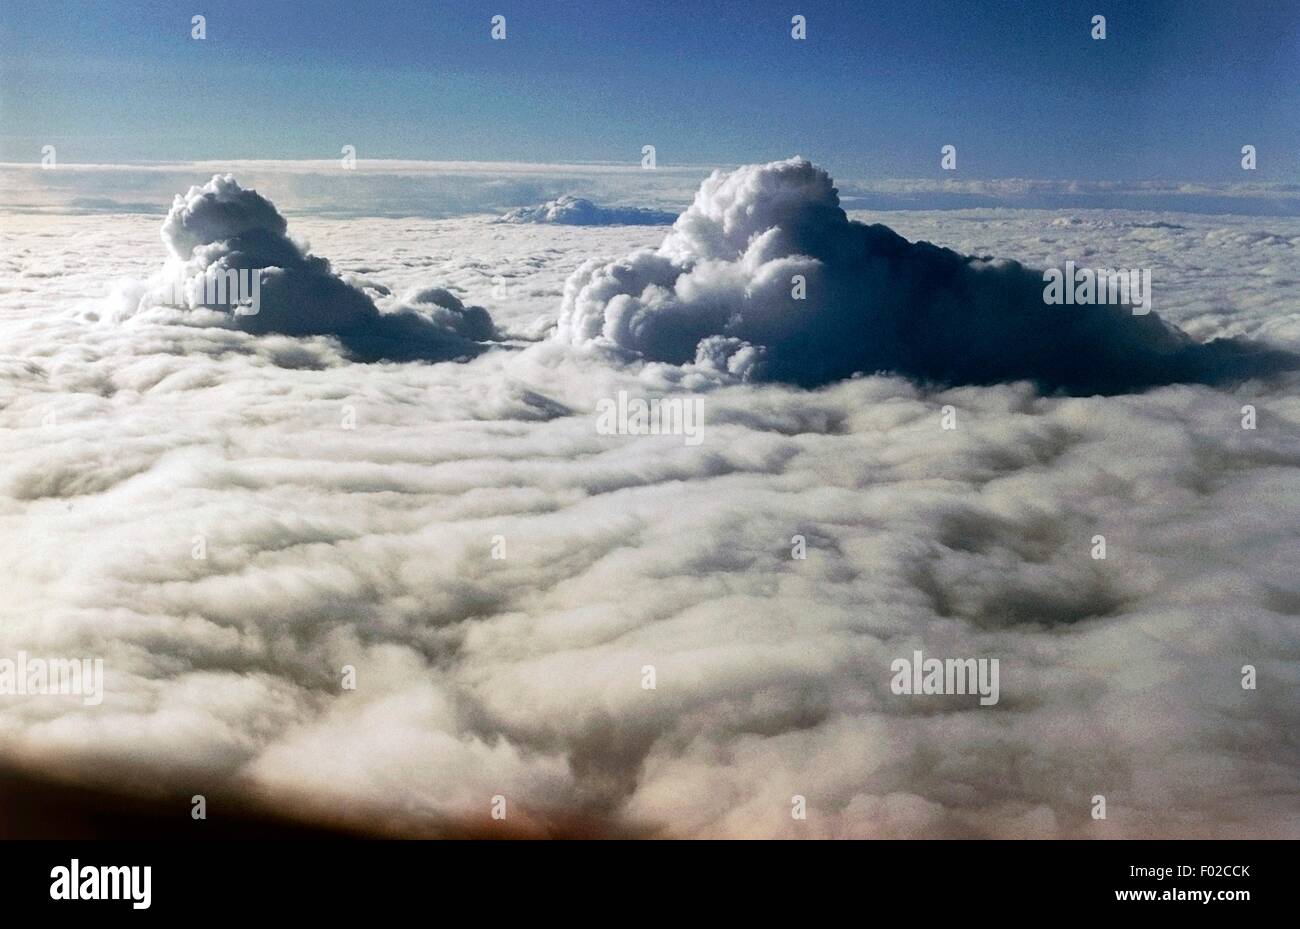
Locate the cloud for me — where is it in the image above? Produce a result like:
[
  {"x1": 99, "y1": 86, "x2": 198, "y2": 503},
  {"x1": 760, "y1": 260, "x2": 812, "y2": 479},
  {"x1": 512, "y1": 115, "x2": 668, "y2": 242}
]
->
[
  {"x1": 8, "y1": 161, "x2": 1300, "y2": 218},
  {"x1": 836, "y1": 177, "x2": 1300, "y2": 216},
  {"x1": 556, "y1": 158, "x2": 1297, "y2": 395},
  {"x1": 3, "y1": 346, "x2": 1295, "y2": 837},
  {"x1": 0, "y1": 160, "x2": 709, "y2": 219},
  {"x1": 1, "y1": 173, "x2": 1297, "y2": 839},
  {"x1": 116, "y1": 174, "x2": 500, "y2": 363},
  {"x1": 498, "y1": 195, "x2": 676, "y2": 226}
]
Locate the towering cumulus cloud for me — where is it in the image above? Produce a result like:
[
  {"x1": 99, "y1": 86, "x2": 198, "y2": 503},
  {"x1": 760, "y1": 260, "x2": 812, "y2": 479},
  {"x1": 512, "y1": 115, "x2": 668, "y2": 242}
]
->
[
  {"x1": 141, "y1": 174, "x2": 498, "y2": 362},
  {"x1": 556, "y1": 158, "x2": 1296, "y2": 394}
]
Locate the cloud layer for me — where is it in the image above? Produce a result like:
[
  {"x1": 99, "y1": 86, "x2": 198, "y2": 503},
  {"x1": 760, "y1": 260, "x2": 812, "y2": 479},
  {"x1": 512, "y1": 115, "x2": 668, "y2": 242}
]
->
[
  {"x1": 0, "y1": 168, "x2": 1296, "y2": 838},
  {"x1": 556, "y1": 158, "x2": 1297, "y2": 394},
  {"x1": 6, "y1": 161, "x2": 1300, "y2": 218}
]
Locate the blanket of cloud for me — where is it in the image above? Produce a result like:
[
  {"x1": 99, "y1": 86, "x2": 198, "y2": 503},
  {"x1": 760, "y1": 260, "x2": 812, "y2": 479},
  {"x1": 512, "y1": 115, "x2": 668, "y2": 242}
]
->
[
  {"x1": 1, "y1": 180, "x2": 1298, "y2": 836},
  {"x1": 498, "y1": 195, "x2": 677, "y2": 226},
  {"x1": 556, "y1": 159, "x2": 1297, "y2": 395}
]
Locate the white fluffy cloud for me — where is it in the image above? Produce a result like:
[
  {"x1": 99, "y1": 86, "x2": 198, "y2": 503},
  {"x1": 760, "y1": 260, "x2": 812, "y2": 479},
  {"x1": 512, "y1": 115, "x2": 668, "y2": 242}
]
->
[
  {"x1": 112, "y1": 174, "x2": 500, "y2": 363},
  {"x1": 0, "y1": 165, "x2": 1297, "y2": 838},
  {"x1": 556, "y1": 158, "x2": 1297, "y2": 394}
]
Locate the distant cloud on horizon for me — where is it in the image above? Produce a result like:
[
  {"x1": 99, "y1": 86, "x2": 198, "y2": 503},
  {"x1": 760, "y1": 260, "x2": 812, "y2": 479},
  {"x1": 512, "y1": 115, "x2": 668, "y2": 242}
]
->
[
  {"x1": 4, "y1": 160, "x2": 1300, "y2": 219},
  {"x1": 497, "y1": 194, "x2": 676, "y2": 226}
]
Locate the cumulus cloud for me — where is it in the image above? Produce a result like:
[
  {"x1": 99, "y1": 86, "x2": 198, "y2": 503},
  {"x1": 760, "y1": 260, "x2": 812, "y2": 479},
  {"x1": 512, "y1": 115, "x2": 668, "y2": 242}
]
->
[
  {"x1": 499, "y1": 195, "x2": 676, "y2": 226},
  {"x1": 122, "y1": 175, "x2": 500, "y2": 362},
  {"x1": 556, "y1": 158, "x2": 1297, "y2": 394}
]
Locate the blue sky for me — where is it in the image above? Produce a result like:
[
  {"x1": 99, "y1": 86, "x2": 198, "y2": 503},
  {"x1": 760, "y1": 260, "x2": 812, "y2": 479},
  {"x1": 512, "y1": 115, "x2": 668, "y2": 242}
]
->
[{"x1": 2, "y1": 0, "x2": 1298, "y2": 182}]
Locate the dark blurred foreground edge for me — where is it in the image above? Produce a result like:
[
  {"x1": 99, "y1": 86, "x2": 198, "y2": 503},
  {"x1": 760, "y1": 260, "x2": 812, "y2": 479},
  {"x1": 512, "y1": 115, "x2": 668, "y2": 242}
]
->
[{"x1": 0, "y1": 838, "x2": 1289, "y2": 916}]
